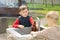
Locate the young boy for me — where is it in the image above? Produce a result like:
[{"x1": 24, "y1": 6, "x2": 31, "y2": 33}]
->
[{"x1": 12, "y1": 5, "x2": 38, "y2": 31}]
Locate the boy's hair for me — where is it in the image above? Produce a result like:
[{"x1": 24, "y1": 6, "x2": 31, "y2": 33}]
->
[
  {"x1": 46, "y1": 11, "x2": 59, "y2": 22},
  {"x1": 18, "y1": 5, "x2": 28, "y2": 12}
]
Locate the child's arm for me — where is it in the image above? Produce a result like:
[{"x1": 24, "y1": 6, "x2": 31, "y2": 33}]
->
[
  {"x1": 29, "y1": 17, "x2": 34, "y2": 25},
  {"x1": 12, "y1": 18, "x2": 19, "y2": 28},
  {"x1": 12, "y1": 18, "x2": 24, "y2": 28}
]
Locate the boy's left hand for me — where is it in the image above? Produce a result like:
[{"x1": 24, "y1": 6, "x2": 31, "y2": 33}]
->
[{"x1": 18, "y1": 25, "x2": 24, "y2": 29}]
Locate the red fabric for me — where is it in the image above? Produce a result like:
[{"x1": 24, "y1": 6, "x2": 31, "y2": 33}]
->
[
  {"x1": 29, "y1": 17, "x2": 34, "y2": 25},
  {"x1": 12, "y1": 18, "x2": 19, "y2": 28},
  {"x1": 12, "y1": 17, "x2": 34, "y2": 28}
]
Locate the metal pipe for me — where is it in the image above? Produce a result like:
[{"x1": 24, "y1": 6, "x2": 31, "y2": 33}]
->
[{"x1": 36, "y1": 17, "x2": 40, "y2": 31}]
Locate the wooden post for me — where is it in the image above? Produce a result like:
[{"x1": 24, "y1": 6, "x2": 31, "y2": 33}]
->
[
  {"x1": 0, "y1": 17, "x2": 8, "y2": 34},
  {"x1": 18, "y1": 0, "x2": 22, "y2": 6}
]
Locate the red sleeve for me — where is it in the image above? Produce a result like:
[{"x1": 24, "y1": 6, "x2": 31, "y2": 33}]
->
[
  {"x1": 29, "y1": 17, "x2": 34, "y2": 25},
  {"x1": 12, "y1": 18, "x2": 19, "y2": 28}
]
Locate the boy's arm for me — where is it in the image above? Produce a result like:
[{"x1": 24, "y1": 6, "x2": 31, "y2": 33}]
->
[
  {"x1": 12, "y1": 18, "x2": 19, "y2": 28},
  {"x1": 29, "y1": 17, "x2": 34, "y2": 25}
]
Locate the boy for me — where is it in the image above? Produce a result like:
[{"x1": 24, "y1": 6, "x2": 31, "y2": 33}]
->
[
  {"x1": 31, "y1": 11, "x2": 60, "y2": 40},
  {"x1": 12, "y1": 5, "x2": 38, "y2": 31}
]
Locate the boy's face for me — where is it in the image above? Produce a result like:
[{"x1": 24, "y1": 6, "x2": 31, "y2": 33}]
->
[{"x1": 19, "y1": 9, "x2": 28, "y2": 17}]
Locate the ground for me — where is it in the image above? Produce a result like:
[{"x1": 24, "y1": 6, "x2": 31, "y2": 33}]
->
[{"x1": 0, "y1": 33, "x2": 7, "y2": 40}]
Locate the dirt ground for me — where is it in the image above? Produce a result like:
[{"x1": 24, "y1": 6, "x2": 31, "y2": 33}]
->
[{"x1": 0, "y1": 33, "x2": 7, "y2": 40}]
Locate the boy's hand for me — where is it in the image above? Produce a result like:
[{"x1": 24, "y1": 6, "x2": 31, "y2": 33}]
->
[{"x1": 18, "y1": 25, "x2": 24, "y2": 29}]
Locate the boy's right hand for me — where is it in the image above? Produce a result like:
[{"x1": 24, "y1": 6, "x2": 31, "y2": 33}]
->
[{"x1": 18, "y1": 25, "x2": 24, "y2": 29}]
